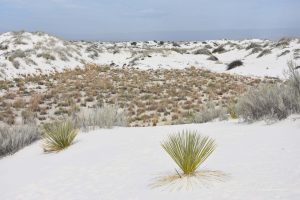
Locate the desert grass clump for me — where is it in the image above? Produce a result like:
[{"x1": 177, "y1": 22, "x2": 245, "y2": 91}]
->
[
  {"x1": 190, "y1": 102, "x2": 228, "y2": 123},
  {"x1": 43, "y1": 121, "x2": 78, "y2": 152},
  {"x1": 0, "y1": 123, "x2": 40, "y2": 158},
  {"x1": 73, "y1": 104, "x2": 128, "y2": 131},
  {"x1": 161, "y1": 130, "x2": 216, "y2": 175}
]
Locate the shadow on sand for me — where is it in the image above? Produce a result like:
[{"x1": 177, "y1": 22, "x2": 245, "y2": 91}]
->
[{"x1": 149, "y1": 170, "x2": 229, "y2": 191}]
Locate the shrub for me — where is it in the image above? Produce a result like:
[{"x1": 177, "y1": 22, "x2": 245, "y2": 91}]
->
[
  {"x1": 212, "y1": 45, "x2": 226, "y2": 54},
  {"x1": 257, "y1": 49, "x2": 272, "y2": 58},
  {"x1": 172, "y1": 42, "x2": 180, "y2": 47},
  {"x1": 246, "y1": 43, "x2": 261, "y2": 50},
  {"x1": 0, "y1": 44, "x2": 8, "y2": 50},
  {"x1": 278, "y1": 50, "x2": 290, "y2": 57},
  {"x1": 8, "y1": 50, "x2": 26, "y2": 62},
  {"x1": 236, "y1": 61, "x2": 300, "y2": 121},
  {"x1": 72, "y1": 104, "x2": 128, "y2": 131},
  {"x1": 207, "y1": 55, "x2": 218, "y2": 61},
  {"x1": 286, "y1": 60, "x2": 300, "y2": 95},
  {"x1": 189, "y1": 102, "x2": 228, "y2": 123},
  {"x1": 161, "y1": 130, "x2": 216, "y2": 175},
  {"x1": 12, "y1": 60, "x2": 20, "y2": 69},
  {"x1": 276, "y1": 38, "x2": 292, "y2": 47},
  {"x1": 193, "y1": 48, "x2": 211, "y2": 56},
  {"x1": 0, "y1": 124, "x2": 40, "y2": 158},
  {"x1": 43, "y1": 121, "x2": 78, "y2": 152},
  {"x1": 130, "y1": 42, "x2": 137, "y2": 46},
  {"x1": 227, "y1": 60, "x2": 243, "y2": 70},
  {"x1": 249, "y1": 47, "x2": 263, "y2": 55},
  {"x1": 237, "y1": 84, "x2": 288, "y2": 121},
  {"x1": 37, "y1": 53, "x2": 56, "y2": 61}
]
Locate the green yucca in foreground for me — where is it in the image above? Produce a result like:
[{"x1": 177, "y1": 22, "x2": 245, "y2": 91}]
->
[
  {"x1": 43, "y1": 121, "x2": 78, "y2": 152},
  {"x1": 162, "y1": 130, "x2": 216, "y2": 175}
]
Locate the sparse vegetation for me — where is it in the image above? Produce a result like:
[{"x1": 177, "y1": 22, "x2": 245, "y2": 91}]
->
[
  {"x1": 161, "y1": 130, "x2": 216, "y2": 175},
  {"x1": 0, "y1": 65, "x2": 263, "y2": 126}
]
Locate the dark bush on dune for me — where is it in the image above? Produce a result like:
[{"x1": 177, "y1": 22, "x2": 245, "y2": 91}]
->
[
  {"x1": 246, "y1": 43, "x2": 261, "y2": 50},
  {"x1": 205, "y1": 44, "x2": 212, "y2": 49},
  {"x1": 278, "y1": 50, "x2": 290, "y2": 57},
  {"x1": 276, "y1": 38, "x2": 292, "y2": 47},
  {"x1": 207, "y1": 55, "x2": 218, "y2": 61},
  {"x1": 212, "y1": 45, "x2": 226, "y2": 54},
  {"x1": 257, "y1": 49, "x2": 272, "y2": 58},
  {"x1": 172, "y1": 42, "x2": 180, "y2": 47},
  {"x1": 130, "y1": 42, "x2": 137, "y2": 46},
  {"x1": 0, "y1": 44, "x2": 8, "y2": 50},
  {"x1": 193, "y1": 48, "x2": 211, "y2": 56},
  {"x1": 227, "y1": 60, "x2": 243, "y2": 70},
  {"x1": 250, "y1": 47, "x2": 263, "y2": 55}
]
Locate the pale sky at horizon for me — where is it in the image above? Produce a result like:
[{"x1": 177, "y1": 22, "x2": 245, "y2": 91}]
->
[{"x1": 0, "y1": 0, "x2": 299, "y2": 41}]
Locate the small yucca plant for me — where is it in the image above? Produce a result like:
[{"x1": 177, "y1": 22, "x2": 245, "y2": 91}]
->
[
  {"x1": 161, "y1": 130, "x2": 216, "y2": 175},
  {"x1": 43, "y1": 121, "x2": 78, "y2": 152}
]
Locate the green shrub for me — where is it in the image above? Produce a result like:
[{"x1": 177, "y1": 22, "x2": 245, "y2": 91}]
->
[
  {"x1": 43, "y1": 121, "x2": 78, "y2": 152},
  {"x1": 161, "y1": 130, "x2": 216, "y2": 175}
]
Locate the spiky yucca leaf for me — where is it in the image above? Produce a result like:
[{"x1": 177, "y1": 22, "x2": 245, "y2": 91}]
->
[
  {"x1": 43, "y1": 121, "x2": 78, "y2": 152},
  {"x1": 161, "y1": 130, "x2": 216, "y2": 175}
]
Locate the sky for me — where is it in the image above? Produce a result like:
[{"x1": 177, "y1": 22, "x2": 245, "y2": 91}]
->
[{"x1": 0, "y1": 0, "x2": 300, "y2": 41}]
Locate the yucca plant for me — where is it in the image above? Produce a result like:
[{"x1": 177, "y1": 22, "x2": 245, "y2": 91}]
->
[
  {"x1": 161, "y1": 130, "x2": 216, "y2": 176},
  {"x1": 43, "y1": 121, "x2": 78, "y2": 152}
]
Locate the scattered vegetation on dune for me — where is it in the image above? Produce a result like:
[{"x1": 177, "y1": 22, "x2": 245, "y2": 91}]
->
[
  {"x1": 0, "y1": 65, "x2": 268, "y2": 126},
  {"x1": 43, "y1": 121, "x2": 78, "y2": 152},
  {"x1": 162, "y1": 130, "x2": 216, "y2": 176}
]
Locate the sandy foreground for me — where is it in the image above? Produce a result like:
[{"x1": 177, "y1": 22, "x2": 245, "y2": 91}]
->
[{"x1": 1, "y1": 116, "x2": 300, "y2": 200}]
